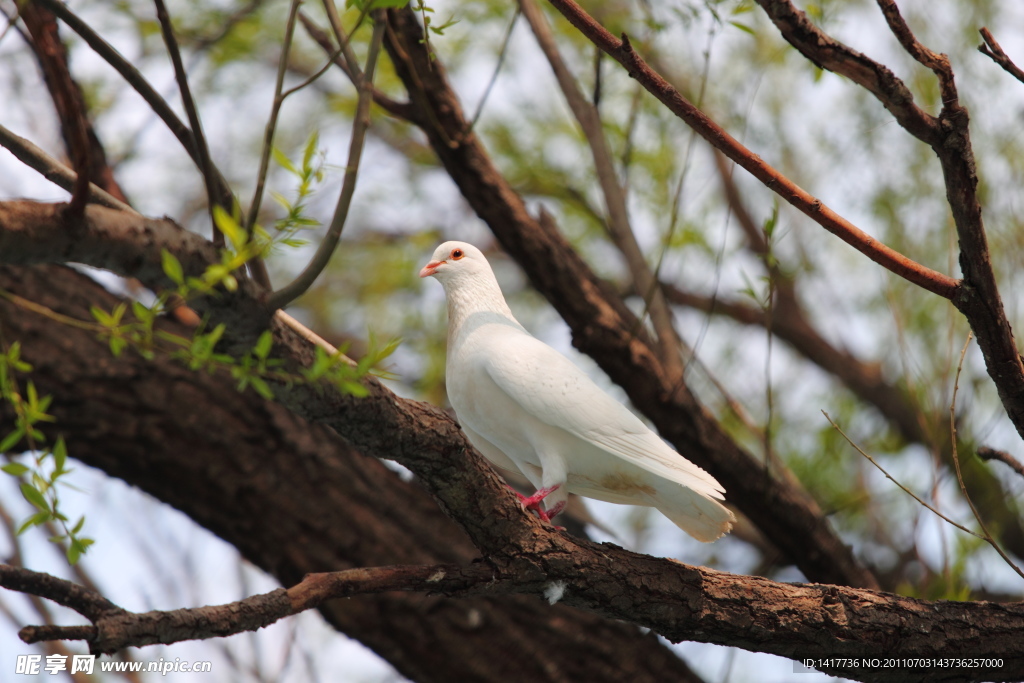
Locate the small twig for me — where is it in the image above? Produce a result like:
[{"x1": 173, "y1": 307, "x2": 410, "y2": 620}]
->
[
  {"x1": 275, "y1": 310, "x2": 356, "y2": 366},
  {"x1": 2, "y1": 562, "x2": 499, "y2": 653},
  {"x1": 978, "y1": 27, "x2": 1024, "y2": 85},
  {"x1": 875, "y1": 0, "x2": 957, "y2": 103},
  {"x1": 0, "y1": 125, "x2": 133, "y2": 212},
  {"x1": 153, "y1": 0, "x2": 229, "y2": 246},
  {"x1": 321, "y1": 0, "x2": 367, "y2": 81},
  {"x1": 35, "y1": 0, "x2": 232, "y2": 204},
  {"x1": 245, "y1": 0, "x2": 303, "y2": 247},
  {"x1": 977, "y1": 446, "x2": 1024, "y2": 480},
  {"x1": 948, "y1": 333, "x2": 1024, "y2": 581},
  {"x1": 300, "y1": 12, "x2": 413, "y2": 121},
  {"x1": 823, "y1": 410, "x2": 984, "y2": 541},
  {"x1": 0, "y1": 565, "x2": 122, "y2": 623},
  {"x1": 247, "y1": 3, "x2": 372, "y2": 255},
  {"x1": 267, "y1": 15, "x2": 387, "y2": 311},
  {"x1": 20, "y1": 5, "x2": 91, "y2": 216},
  {"x1": 470, "y1": 8, "x2": 520, "y2": 127},
  {"x1": 521, "y1": 0, "x2": 684, "y2": 376},
  {"x1": 0, "y1": 289, "x2": 107, "y2": 331}
]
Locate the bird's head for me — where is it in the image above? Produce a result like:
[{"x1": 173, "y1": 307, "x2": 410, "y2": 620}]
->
[{"x1": 418, "y1": 241, "x2": 490, "y2": 283}]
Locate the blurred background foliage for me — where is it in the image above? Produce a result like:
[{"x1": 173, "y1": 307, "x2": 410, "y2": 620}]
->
[{"x1": 2, "y1": 0, "x2": 1024, "y2": 679}]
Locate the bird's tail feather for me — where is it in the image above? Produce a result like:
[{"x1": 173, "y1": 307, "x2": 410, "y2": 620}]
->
[{"x1": 652, "y1": 488, "x2": 736, "y2": 543}]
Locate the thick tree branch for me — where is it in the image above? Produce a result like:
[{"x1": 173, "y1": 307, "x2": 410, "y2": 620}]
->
[
  {"x1": 6, "y1": 549, "x2": 1024, "y2": 683},
  {"x1": 543, "y1": 0, "x2": 958, "y2": 300}
]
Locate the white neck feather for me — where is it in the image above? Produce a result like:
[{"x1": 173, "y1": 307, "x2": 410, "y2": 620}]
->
[{"x1": 442, "y1": 271, "x2": 520, "y2": 340}]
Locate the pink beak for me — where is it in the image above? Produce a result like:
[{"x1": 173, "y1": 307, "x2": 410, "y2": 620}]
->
[{"x1": 419, "y1": 260, "x2": 444, "y2": 278}]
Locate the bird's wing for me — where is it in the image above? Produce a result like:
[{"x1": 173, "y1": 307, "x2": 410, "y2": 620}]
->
[
  {"x1": 461, "y1": 423, "x2": 522, "y2": 475},
  {"x1": 481, "y1": 332, "x2": 724, "y2": 500}
]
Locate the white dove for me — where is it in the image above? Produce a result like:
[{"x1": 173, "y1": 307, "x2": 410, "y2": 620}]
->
[{"x1": 420, "y1": 241, "x2": 735, "y2": 542}]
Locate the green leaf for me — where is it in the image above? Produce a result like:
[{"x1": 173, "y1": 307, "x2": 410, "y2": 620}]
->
[
  {"x1": 16, "y1": 511, "x2": 51, "y2": 535},
  {"x1": 254, "y1": 331, "x2": 273, "y2": 360},
  {"x1": 71, "y1": 515, "x2": 86, "y2": 535},
  {"x1": 0, "y1": 428, "x2": 25, "y2": 453},
  {"x1": 1, "y1": 462, "x2": 29, "y2": 476},
  {"x1": 90, "y1": 305, "x2": 114, "y2": 327},
  {"x1": 272, "y1": 147, "x2": 298, "y2": 175},
  {"x1": 132, "y1": 300, "x2": 150, "y2": 323},
  {"x1": 214, "y1": 205, "x2": 247, "y2": 251},
  {"x1": 728, "y1": 21, "x2": 755, "y2": 35},
  {"x1": 339, "y1": 380, "x2": 369, "y2": 397},
  {"x1": 249, "y1": 375, "x2": 274, "y2": 400},
  {"x1": 53, "y1": 437, "x2": 67, "y2": 473},
  {"x1": 302, "y1": 131, "x2": 320, "y2": 172},
  {"x1": 20, "y1": 483, "x2": 50, "y2": 512},
  {"x1": 109, "y1": 337, "x2": 127, "y2": 358},
  {"x1": 162, "y1": 250, "x2": 185, "y2": 285},
  {"x1": 207, "y1": 324, "x2": 226, "y2": 349},
  {"x1": 66, "y1": 541, "x2": 82, "y2": 565}
]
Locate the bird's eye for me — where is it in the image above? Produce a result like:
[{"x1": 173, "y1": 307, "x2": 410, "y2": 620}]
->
[{"x1": 451, "y1": 249, "x2": 464, "y2": 260}]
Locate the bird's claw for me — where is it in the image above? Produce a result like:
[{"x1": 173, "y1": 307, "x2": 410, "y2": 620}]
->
[{"x1": 509, "y1": 484, "x2": 565, "y2": 527}]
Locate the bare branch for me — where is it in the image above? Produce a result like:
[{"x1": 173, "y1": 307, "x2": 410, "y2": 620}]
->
[
  {"x1": 754, "y1": 0, "x2": 939, "y2": 141},
  {"x1": 520, "y1": 0, "x2": 684, "y2": 376},
  {"x1": 978, "y1": 446, "x2": 1024, "y2": 480},
  {"x1": 267, "y1": 15, "x2": 386, "y2": 311},
  {"x1": 875, "y1": 0, "x2": 957, "y2": 102},
  {"x1": 299, "y1": 12, "x2": 413, "y2": 120},
  {"x1": 0, "y1": 565, "x2": 121, "y2": 623},
  {"x1": 825, "y1": 411, "x2": 986, "y2": 542},
  {"x1": 749, "y1": 0, "x2": 1024, "y2": 443},
  {"x1": 543, "y1": 0, "x2": 958, "y2": 300},
  {"x1": 979, "y1": 27, "x2": 1024, "y2": 85},
  {"x1": 34, "y1": 0, "x2": 235, "y2": 215},
  {"x1": 19, "y1": 4, "x2": 94, "y2": 215},
  {"x1": 0, "y1": 124, "x2": 132, "y2": 212},
  {"x1": 244, "y1": 0, "x2": 302, "y2": 261},
  {"x1": 470, "y1": 8, "x2": 520, "y2": 128},
  {"x1": 5, "y1": 554, "x2": 1024, "y2": 681},
  {"x1": 949, "y1": 335, "x2": 1024, "y2": 580},
  {"x1": 153, "y1": 0, "x2": 229, "y2": 246}
]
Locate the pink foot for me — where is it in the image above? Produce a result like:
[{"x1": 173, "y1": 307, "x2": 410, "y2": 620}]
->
[{"x1": 508, "y1": 484, "x2": 565, "y2": 526}]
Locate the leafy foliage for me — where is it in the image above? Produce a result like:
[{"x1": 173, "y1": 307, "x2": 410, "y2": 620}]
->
[{"x1": 0, "y1": 344, "x2": 93, "y2": 564}]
